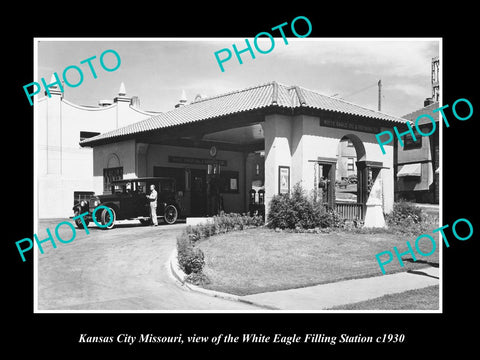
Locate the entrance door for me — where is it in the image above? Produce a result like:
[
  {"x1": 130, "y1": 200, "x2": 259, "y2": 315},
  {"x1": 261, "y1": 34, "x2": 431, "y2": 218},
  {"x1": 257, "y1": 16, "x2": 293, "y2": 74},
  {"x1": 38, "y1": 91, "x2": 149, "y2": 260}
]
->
[
  {"x1": 317, "y1": 162, "x2": 336, "y2": 208},
  {"x1": 190, "y1": 169, "x2": 207, "y2": 216}
]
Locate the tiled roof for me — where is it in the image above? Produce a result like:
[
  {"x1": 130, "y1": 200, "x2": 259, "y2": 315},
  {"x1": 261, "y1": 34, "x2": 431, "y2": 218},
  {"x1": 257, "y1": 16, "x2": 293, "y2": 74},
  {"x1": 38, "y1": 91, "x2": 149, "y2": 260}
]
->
[
  {"x1": 402, "y1": 102, "x2": 440, "y2": 126},
  {"x1": 80, "y1": 81, "x2": 409, "y2": 146}
]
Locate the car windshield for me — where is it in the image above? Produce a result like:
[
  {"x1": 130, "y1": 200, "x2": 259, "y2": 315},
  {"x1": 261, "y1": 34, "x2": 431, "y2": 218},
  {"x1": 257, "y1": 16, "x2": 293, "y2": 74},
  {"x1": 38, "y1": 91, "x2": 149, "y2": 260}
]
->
[
  {"x1": 113, "y1": 184, "x2": 126, "y2": 194},
  {"x1": 136, "y1": 181, "x2": 147, "y2": 194},
  {"x1": 109, "y1": 179, "x2": 174, "y2": 194}
]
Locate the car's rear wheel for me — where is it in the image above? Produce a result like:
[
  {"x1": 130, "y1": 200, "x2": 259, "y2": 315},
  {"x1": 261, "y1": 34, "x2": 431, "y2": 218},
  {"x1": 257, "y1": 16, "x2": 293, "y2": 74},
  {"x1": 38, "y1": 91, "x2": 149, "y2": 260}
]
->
[
  {"x1": 100, "y1": 207, "x2": 116, "y2": 230},
  {"x1": 164, "y1": 205, "x2": 178, "y2": 225},
  {"x1": 74, "y1": 209, "x2": 90, "y2": 229}
]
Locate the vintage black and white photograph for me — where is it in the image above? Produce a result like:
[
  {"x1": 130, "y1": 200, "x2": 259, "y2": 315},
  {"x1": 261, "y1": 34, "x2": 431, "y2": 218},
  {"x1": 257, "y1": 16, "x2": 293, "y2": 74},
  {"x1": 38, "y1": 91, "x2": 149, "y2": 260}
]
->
[{"x1": 32, "y1": 37, "x2": 442, "y2": 313}]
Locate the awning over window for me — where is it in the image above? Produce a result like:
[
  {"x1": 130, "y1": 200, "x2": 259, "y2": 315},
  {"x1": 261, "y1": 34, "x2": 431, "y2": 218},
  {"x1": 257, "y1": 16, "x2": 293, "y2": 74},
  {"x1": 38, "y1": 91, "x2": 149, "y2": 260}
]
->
[{"x1": 397, "y1": 163, "x2": 421, "y2": 177}]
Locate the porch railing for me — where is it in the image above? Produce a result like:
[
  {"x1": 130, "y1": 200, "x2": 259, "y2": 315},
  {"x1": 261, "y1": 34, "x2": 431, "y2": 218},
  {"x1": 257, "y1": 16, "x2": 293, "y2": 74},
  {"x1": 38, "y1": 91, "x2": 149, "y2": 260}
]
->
[{"x1": 334, "y1": 202, "x2": 365, "y2": 221}]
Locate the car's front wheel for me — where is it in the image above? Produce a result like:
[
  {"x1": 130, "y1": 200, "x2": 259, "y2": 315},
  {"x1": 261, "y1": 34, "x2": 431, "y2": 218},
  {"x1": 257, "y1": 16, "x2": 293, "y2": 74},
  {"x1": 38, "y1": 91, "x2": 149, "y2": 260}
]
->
[
  {"x1": 100, "y1": 207, "x2": 116, "y2": 230},
  {"x1": 164, "y1": 205, "x2": 178, "y2": 225},
  {"x1": 74, "y1": 208, "x2": 90, "y2": 229}
]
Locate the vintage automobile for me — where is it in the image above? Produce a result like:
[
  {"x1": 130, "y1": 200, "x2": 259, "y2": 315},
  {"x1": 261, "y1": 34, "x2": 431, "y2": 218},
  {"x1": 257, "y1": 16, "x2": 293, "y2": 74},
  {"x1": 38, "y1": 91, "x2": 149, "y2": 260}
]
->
[{"x1": 72, "y1": 177, "x2": 180, "y2": 230}]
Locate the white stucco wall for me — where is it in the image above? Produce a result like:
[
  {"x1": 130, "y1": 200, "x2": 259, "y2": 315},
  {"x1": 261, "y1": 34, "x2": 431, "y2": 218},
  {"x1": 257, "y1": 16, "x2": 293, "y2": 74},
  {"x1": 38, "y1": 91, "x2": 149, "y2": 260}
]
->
[
  {"x1": 263, "y1": 113, "x2": 395, "y2": 219},
  {"x1": 37, "y1": 92, "x2": 158, "y2": 218},
  {"x1": 92, "y1": 139, "x2": 137, "y2": 195},
  {"x1": 264, "y1": 114, "x2": 293, "y2": 216}
]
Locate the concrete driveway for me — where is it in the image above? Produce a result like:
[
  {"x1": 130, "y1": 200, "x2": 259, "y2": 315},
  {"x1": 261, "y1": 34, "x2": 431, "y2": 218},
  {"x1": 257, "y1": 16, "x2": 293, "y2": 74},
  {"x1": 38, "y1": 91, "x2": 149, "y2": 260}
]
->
[{"x1": 36, "y1": 218, "x2": 260, "y2": 311}]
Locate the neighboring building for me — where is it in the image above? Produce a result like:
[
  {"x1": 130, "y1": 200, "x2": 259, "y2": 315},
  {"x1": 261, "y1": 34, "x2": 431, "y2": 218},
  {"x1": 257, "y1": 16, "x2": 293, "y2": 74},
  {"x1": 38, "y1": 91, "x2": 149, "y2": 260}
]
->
[
  {"x1": 394, "y1": 56, "x2": 440, "y2": 204},
  {"x1": 431, "y1": 56, "x2": 439, "y2": 102},
  {"x1": 336, "y1": 138, "x2": 357, "y2": 181},
  {"x1": 37, "y1": 81, "x2": 160, "y2": 218},
  {"x1": 79, "y1": 81, "x2": 408, "y2": 227},
  {"x1": 395, "y1": 100, "x2": 439, "y2": 204}
]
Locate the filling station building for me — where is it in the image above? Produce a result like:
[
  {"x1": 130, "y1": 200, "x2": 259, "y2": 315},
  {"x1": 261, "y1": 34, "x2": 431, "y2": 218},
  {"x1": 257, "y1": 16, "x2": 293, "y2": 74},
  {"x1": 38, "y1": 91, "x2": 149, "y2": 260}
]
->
[{"x1": 79, "y1": 81, "x2": 409, "y2": 227}]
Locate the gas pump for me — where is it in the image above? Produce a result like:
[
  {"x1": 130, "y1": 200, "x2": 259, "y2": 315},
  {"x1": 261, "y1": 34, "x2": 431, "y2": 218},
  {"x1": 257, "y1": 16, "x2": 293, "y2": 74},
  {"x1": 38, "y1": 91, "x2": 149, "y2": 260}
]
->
[
  {"x1": 258, "y1": 189, "x2": 265, "y2": 218},
  {"x1": 207, "y1": 147, "x2": 222, "y2": 215},
  {"x1": 248, "y1": 189, "x2": 256, "y2": 215}
]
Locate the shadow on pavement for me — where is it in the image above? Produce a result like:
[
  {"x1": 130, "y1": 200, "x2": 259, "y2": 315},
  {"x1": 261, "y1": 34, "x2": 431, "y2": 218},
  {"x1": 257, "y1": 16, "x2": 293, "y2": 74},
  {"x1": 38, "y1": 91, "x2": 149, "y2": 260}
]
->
[
  {"x1": 404, "y1": 258, "x2": 439, "y2": 268},
  {"x1": 406, "y1": 269, "x2": 439, "y2": 279}
]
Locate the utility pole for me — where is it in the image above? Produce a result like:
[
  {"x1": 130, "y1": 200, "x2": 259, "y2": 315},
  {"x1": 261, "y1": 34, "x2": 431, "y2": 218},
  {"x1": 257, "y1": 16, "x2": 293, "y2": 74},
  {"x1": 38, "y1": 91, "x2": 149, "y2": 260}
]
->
[{"x1": 377, "y1": 79, "x2": 382, "y2": 111}]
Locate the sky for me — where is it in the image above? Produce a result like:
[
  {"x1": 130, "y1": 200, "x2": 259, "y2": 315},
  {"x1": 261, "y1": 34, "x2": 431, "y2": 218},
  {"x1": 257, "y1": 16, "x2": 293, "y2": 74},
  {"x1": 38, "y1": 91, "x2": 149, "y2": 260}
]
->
[{"x1": 36, "y1": 38, "x2": 440, "y2": 117}]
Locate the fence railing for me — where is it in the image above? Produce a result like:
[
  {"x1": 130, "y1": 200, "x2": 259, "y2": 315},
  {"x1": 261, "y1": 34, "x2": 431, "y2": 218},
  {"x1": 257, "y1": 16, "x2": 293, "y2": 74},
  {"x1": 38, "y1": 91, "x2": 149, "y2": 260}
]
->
[{"x1": 334, "y1": 202, "x2": 365, "y2": 221}]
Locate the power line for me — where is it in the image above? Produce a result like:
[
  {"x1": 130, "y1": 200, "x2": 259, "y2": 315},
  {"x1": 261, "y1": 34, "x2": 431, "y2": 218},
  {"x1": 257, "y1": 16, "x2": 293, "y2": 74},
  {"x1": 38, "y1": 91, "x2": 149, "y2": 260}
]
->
[{"x1": 335, "y1": 82, "x2": 379, "y2": 100}]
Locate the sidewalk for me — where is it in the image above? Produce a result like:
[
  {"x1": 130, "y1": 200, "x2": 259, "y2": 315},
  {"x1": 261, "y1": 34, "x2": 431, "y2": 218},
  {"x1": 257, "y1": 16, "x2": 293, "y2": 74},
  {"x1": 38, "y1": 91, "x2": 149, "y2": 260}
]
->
[
  {"x1": 169, "y1": 250, "x2": 440, "y2": 311},
  {"x1": 240, "y1": 267, "x2": 439, "y2": 310}
]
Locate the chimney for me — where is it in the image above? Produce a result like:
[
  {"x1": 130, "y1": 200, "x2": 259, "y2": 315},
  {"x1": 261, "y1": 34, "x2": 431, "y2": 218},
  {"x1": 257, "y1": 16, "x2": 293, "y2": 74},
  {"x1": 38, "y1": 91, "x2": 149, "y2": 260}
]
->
[
  {"x1": 99, "y1": 99, "x2": 113, "y2": 107},
  {"x1": 175, "y1": 90, "x2": 187, "y2": 108},
  {"x1": 118, "y1": 82, "x2": 126, "y2": 96},
  {"x1": 131, "y1": 96, "x2": 140, "y2": 107},
  {"x1": 45, "y1": 74, "x2": 63, "y2": 97},
  {"x1": 114, "y1": 82, "x2": 132, "y2": 128},
  {"x1": 114, "y1": 82, "x2": 130, "y2": 103},
  {"x1": 424, "y1": 97, "x2": 434, "y2": 107}
]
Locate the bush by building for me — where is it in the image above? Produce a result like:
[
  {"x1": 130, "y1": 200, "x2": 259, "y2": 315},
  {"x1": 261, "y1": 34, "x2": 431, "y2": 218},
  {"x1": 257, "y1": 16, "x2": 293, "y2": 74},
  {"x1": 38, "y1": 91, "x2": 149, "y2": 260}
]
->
[
  {"x1": 266, "y1": 183, "x2": 344, "y2": 230},
  {"x1": 384, "y1": 200, "x2": 437, "y2": 235},
  {"x1": 185, "y1": 213, "x2": 264, "y2": 241},
  {"x1": 176, "y1": 233, "x2": 205, "y2": 275},
  {"x1": 385, "y1": 200, "x2": 424, "y2": 225}
]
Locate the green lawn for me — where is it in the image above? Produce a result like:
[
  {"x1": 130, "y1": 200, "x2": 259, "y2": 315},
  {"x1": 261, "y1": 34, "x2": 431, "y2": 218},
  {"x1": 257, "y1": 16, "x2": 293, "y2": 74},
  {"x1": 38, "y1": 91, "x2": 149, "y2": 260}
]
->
[
  {"x1": 327, "y1": 285, "x2": 439, "y2": 310},
  {"x1": 197, "y1": 227, "x2": 440, "y2": 296}
]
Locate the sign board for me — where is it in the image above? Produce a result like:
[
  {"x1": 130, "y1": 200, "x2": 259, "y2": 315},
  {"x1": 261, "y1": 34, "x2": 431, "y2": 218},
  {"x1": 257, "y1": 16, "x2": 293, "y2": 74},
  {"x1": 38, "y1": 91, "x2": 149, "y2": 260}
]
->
[
  {"x1": 320, "y1": 118, "x2": 380, "y2": 134},
  {"x1": 278, "y1": 166, "x2": 290, "y2": 194},
  {"x1": 168, "y1": 156, "x2": 227, "y2": 166}
]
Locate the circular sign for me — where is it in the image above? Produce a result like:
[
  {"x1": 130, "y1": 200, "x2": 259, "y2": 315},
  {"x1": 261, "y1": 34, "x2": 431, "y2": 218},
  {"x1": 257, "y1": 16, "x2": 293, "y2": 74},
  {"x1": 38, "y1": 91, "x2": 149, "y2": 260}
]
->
[{"x1": 209, "y1": 146, "x2": 217, "y2": 157}]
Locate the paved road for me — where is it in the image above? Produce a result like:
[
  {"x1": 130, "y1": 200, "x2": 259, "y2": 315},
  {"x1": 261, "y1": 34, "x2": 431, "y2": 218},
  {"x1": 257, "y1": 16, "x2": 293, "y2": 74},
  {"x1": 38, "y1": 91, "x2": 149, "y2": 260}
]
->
[{"x1": 37, "y1": 219, "x2": 260, "y2": 311}]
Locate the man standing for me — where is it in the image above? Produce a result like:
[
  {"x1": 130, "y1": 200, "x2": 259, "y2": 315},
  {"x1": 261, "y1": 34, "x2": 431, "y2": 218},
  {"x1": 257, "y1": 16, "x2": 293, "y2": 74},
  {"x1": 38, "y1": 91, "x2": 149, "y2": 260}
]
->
[{"x1": 146, "y1": 184, "x2": 158, "y2": 226}]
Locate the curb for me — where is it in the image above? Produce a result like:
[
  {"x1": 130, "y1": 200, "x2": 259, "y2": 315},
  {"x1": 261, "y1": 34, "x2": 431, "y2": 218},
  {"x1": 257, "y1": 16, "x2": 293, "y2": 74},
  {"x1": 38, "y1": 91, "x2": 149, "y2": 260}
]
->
[{"x1": 167, "y1": 249, "x2": 279, "y2": 310}]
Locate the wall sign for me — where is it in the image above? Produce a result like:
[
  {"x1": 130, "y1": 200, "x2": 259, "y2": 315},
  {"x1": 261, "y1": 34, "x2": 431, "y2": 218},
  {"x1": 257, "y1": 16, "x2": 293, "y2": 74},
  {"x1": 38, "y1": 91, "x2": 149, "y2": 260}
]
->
[
  {"x1": 168, "y1": 156, "x2": 227, "y2": 166},
  {"x1": 278, "y1": 166, "x2": 290, "y2": 194},
  {"x1": 320, "y1": 118, "x2": 380, "y2": 134},
  {"x1": 219, "y1": 170, "x2": 239, "y2": 193}
]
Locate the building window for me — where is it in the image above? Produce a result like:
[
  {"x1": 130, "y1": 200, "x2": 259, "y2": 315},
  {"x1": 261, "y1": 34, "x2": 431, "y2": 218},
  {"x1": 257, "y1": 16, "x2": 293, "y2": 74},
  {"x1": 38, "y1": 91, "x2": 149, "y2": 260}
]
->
[
  {"x1": 347, "y1": 158, "x2": 355, "y2": 171},
  {"x1": 219, "y1": 170, "x2": 239, "y2": 193},
  {"x1": 403, "y1": 132, "x2": 422, "y2": 150},
  {"x1": 103, "y1": 167, "x2": 123, "y2": 193},
  {"x1": 80, "y1": 131, "x2": 101, "y2": 142}
]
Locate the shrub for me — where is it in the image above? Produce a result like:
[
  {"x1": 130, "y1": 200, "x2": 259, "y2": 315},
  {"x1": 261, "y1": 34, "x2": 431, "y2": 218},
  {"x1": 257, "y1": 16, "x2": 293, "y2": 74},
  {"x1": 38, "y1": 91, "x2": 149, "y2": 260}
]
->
[
  {"x1": 386, "y1": 210, "x2": 439, "y2": 236},
  {"x1": 185, "y1": 213, "x2": 264, "y2": 240},
  {"x1": 177, "y1": 233, "x2": 205, "y2": 275},
  {"x1": 185, "y1": 272, "x2": 211, "y2": 286},
  {"x1": 267, "y1": 183, "x2": 341, "y2": 230},
  {"x1": 385, "y1": 200, "x2": 424, "y2": 226},
  {"x1": 317, "y1": 208, "x2": 345, "y2": 228}
]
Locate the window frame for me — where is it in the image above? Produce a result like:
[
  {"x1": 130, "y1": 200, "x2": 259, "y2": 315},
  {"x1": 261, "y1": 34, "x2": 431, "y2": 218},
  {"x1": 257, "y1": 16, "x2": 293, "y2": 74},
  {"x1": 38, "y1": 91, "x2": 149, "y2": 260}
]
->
[
  {"x1": 403, "y1": 132, "x2": 423, "y2": 150},
  {"x1": 103, "y1": 167, "x2": 123, "y2": 193},
  {"x1": 347, "y1": 157, "x2": 355, "y2": 171}
]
